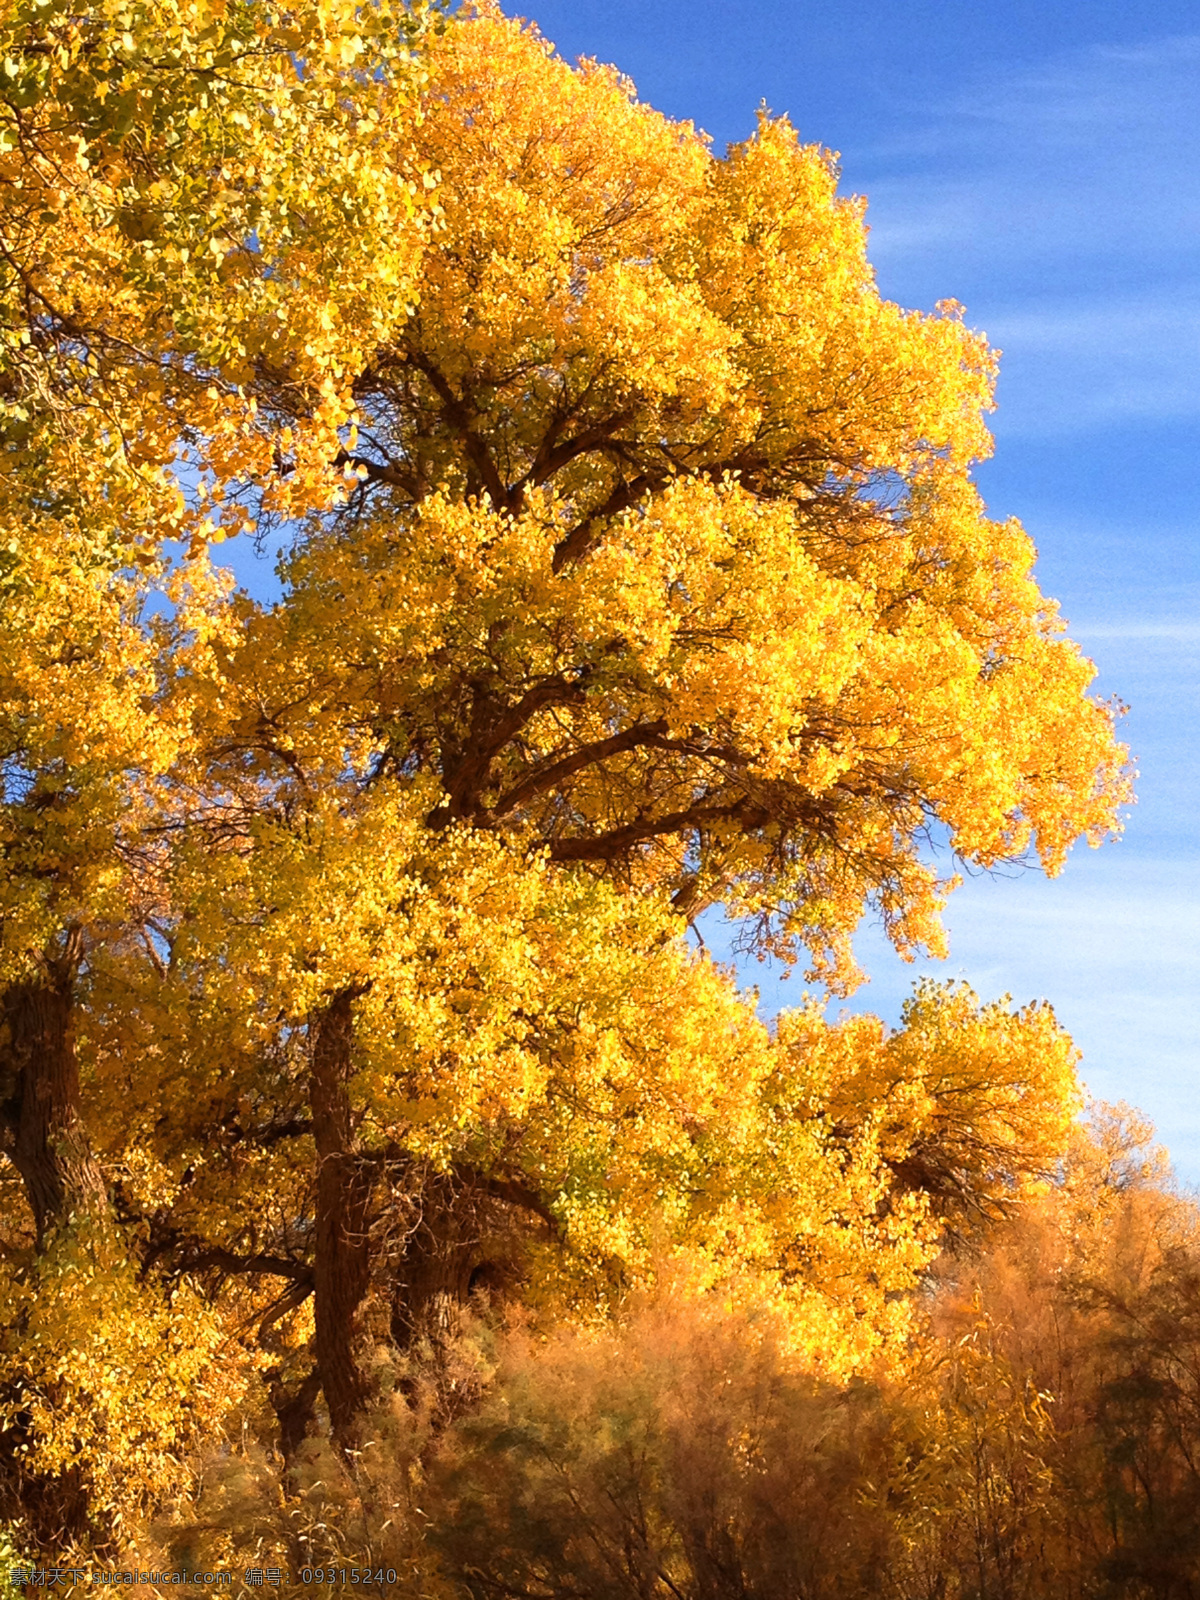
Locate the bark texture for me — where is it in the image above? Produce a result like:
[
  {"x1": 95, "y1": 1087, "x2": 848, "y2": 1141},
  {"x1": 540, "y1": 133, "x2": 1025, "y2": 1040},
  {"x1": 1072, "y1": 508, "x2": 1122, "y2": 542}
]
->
[
  {"x1": 391, "y1": 1174, "x2": 484, "y2": 1352},
  {"x1": 390, "y1": 1167, "x2": 551, "y2": 1352},
  {"x1": 0, "y1": 942, "x2": 106, "y2": 1246},
  {"x1": 310, "y1": 987, "x2": 376, "y2": 1450}
]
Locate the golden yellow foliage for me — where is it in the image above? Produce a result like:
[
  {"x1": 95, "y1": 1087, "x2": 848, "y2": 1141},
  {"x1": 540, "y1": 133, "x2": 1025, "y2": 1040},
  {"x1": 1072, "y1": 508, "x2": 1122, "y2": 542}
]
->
[
  {"x1": 0, "y1": 0, "x2": 1137, "y2": 1565},
  {"x1": 776, "y1": 980, "x2": 1083, "y2": 1234},
  {"x1": 0, "y1": 1222, "x2": 257, "y2": 1552},
  {"x1": 237, "y1": 4, "x2": 1132, "y2": 990}
]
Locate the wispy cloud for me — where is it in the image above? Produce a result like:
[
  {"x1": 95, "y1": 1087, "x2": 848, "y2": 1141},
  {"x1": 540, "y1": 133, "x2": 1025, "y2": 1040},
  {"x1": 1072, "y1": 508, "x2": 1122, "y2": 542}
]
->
[
  {"x1": 1074, "y1": 621, "x2": 1200, "y2": 642},
  {"x1": 847, "y1": 33, "x2": 1200, "y2": 436},
  {"x1": 953, "y1": 33, "x2": 1200, "y2": 138},
  {"x1": 982, "y1": 296, "x2": 1200, "y2": 434},
  {"x1": 861, "y1": 33, "x2": 1200, "y2": 248}
]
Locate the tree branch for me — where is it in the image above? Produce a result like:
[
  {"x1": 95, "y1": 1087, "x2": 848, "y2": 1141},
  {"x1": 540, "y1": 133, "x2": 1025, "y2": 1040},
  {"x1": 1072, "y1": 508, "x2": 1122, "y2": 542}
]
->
[
  {"x1": 404, "y1": 347, "x2": 511, "y2": 510},
  {"x1": 547, "y1": 796, "x2": 770, "y2": 863},
  {"x1": 489, "y1": 718, "x2": 669, "y2": 819}
]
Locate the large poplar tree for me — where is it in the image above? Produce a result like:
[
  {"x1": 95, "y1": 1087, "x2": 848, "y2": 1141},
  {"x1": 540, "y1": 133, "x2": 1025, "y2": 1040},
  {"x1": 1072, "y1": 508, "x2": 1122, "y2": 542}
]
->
[{"x1": 0, "y1": 0, "x2": 1128, "y2": 1552}]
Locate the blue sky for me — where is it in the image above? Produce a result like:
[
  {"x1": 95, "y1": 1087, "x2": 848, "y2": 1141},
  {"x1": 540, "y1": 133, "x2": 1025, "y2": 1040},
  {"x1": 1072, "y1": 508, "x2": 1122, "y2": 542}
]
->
[
  {"x1": 519, "y1": 1, "x2": 1200, "y2": 1177},
  {"x1": 223, "y1": 3, "x2": 1200, "y2": 1173}
]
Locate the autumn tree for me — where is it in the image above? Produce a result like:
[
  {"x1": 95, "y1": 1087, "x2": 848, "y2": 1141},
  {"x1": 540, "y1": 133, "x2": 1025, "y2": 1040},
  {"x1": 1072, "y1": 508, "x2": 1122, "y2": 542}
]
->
[
  {"x1": 160, "y1": 1, "x2": 1125, "y2": 1444},
  {"x1": 0, "y1": 0, "x2": 430, "y2": 1232},
  {"x1": 0, "y1": 0, "x2": 1133, "y2": 1554},
  {"x1": 0, "y1": 0, "x2": 432, "y2": 1547}
]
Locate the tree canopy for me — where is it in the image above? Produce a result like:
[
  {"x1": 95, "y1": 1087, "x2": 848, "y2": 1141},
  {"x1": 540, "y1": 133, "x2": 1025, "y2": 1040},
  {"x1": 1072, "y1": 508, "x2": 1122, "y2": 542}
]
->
[{"x1": 0, "y1": 0, "x2": 1142, "y2": 1577}]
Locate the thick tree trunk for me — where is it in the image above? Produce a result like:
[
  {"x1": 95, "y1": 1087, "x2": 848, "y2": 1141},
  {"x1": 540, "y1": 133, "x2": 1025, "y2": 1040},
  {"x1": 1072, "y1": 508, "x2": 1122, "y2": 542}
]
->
[
  {"x1": 0, "y1": 944, "x2": 106, "y2": 1247},
  {"x1": 310, "y1": 988, "x2": 376, "y2": 1451},
  {"x1": 271, "y1": 1368, "x2": 323, "y2": 1465},
  {"x1": 391, "y1": 1173, "x2": 484, "y2": 1352},
  {"x1": 390, "y1": 1166, "x2": 551, "y2": 1352}
]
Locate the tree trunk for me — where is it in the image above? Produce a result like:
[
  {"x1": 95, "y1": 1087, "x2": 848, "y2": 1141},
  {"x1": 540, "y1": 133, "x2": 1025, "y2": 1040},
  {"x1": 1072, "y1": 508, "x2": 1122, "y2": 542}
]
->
[
  {"x1": 310, "y1": 987, "x2": 375, "y2": 1452},
  {"x1": 271, "y1": 1367, "x2": 323, "y2": 1466},
  {"x1": 389, "y1": 1163, "x2": 558, "y2": 1356},
  {"x1": 0, "y1": 943, "x2": 106, "y2": 1247},
  {"x1": 391, "y1": 1172, "x2": 483, "y2": 1353}
]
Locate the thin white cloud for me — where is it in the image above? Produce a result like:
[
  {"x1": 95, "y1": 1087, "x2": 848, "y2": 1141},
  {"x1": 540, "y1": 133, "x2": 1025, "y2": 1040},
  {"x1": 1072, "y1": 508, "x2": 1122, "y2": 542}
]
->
[
  {"x1": 984, "y1": 297, "x2": 1200, "y2": 434},
  {"x1": 958, "y1": 33, "x2": 1200, "y2": 135},
  {"x1": 856, "y1": 67, "x2": 1200, "y2": 431},
  {"x1": 983, "y1": 299, "x2": 1200, "y2": 357},
  {"x1": 1074, "y1": 621, "x2": 1200, "y2": 642},
  {"x1": 851, "y1": 30, "x2": 1200, "y2": 443}
]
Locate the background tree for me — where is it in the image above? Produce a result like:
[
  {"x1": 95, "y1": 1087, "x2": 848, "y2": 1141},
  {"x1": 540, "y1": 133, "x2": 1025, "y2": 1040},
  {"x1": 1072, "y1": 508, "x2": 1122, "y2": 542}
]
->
[{"x1": 0, "y1": 0, "x2": 431, "y2": 1549}]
